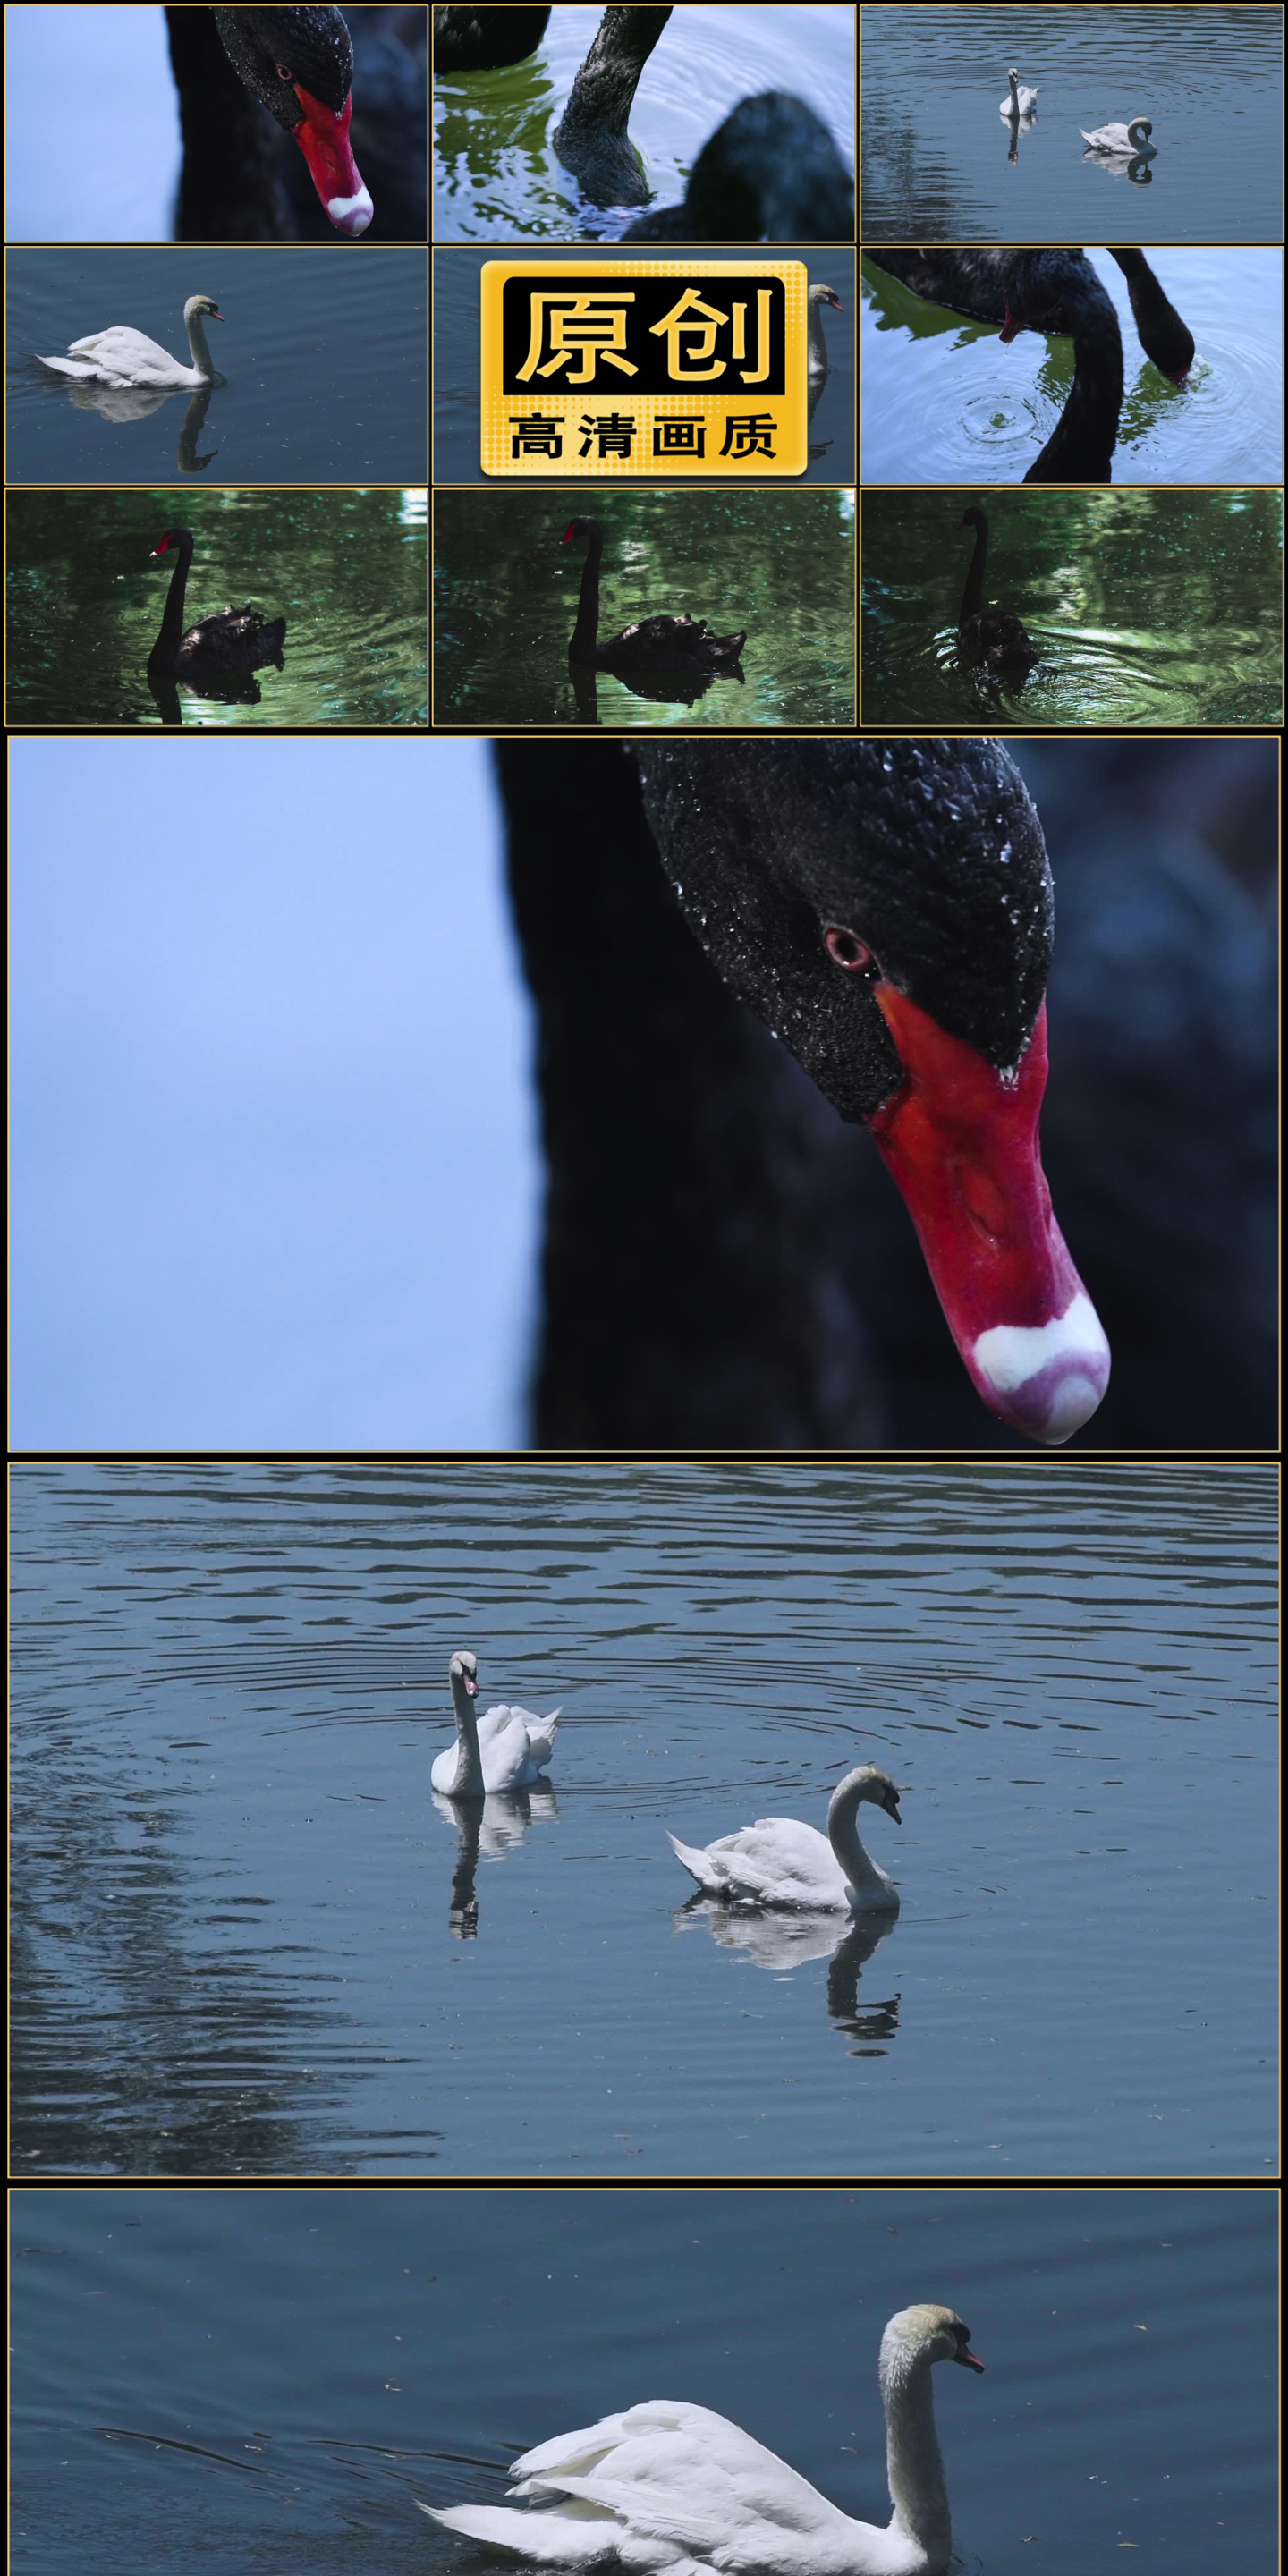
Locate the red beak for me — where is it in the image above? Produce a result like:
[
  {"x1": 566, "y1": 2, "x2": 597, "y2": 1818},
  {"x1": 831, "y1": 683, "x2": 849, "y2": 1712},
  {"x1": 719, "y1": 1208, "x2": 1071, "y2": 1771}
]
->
[
  {"x1": 869, "y1": 989, "x2": 1110, "y2": 1445},
  {"x1": 289, "y1": 80, "x2": 373, "y2": 236}
]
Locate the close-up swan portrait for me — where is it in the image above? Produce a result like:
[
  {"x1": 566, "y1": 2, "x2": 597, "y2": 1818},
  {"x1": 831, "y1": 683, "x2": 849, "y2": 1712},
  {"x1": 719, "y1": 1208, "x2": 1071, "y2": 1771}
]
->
[
  {"x1": 670, "y1": 1766, "x2": 904, "y2": 1912},
  {"x1": 38, "y1": 294, "x2": 225, "y2": 389},
  {"x1": 424, "y1": 2302, "x2": 983, "y2": 2576},
  {"x1": 430, "y1": 1649, "x2": 562, "y2": 1797}
]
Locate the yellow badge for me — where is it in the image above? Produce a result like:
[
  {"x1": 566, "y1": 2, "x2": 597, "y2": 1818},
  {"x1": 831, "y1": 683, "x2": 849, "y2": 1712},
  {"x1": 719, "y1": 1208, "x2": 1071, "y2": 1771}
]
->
[{"x1": 479, "y1": 258, "x2": 809, "y2": 477}]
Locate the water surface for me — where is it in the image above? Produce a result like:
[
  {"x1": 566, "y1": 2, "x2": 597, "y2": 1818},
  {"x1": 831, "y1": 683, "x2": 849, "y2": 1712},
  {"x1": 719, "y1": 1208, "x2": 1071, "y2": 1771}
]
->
[
  {"x1": 6, "y1": 246, "x2": 428, "y2": 487},
  {"x1": 860, "y1": 2, "x2": 1283, "y2": 242},
  {"x1": 6, "y1": 487, "x2": 428, "y2": 728},
  {"x1": 435, "y1": 2, "x2": 855, "y2": 242},
  {"x1": 860, "y1": 247, "x2": 1283, "y2": 487},
  {"x1": 861, "y1": 488, "x2": 1283, "y2": 727},
  {"x1": 11, "y1": 1459, "x2": 1276, "y2": 2178}
]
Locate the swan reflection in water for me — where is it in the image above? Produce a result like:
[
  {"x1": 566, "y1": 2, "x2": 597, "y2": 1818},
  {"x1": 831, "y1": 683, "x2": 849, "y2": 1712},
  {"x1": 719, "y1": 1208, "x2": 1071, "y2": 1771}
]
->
[
  {"x1": 432, "y1": 1785, "x2": 559, "y2": 1936},
  {"x1": 672, "y1": 1893, "x2": 902, "y2": 2049}
]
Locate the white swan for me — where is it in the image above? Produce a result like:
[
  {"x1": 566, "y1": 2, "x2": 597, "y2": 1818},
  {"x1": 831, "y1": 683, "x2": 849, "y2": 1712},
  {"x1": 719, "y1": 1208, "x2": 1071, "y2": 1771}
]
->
[
  {"x1": 1080, "y1": 117, "x2": 1155, "y2": 154},
  {"x1": 37, "y1": 295, "x2": 225, "y2": 390},
  {"x1": 430, "y1": 1648, "x2": 561, "y2": 1796},
  {"x1": 668, "y1": 1764, "x2": 903, "y2": 1912},
  {"x1": 808, "y1": 282, "x2": 843, "y2": 376},
  {"x1": 422, "y1": 2304, "x2": 983, "y2": 2576},
  {"x1": 999, "y1": 67, "x2": 1038, "y2": 116}
]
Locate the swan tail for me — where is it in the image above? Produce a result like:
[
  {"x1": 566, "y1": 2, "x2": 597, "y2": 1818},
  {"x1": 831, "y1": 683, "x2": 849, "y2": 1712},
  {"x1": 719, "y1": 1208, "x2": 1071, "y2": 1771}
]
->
[
  {"x1": 666, "y1": 1832, "x2": 728, "y2": 1894},
  {"x1": 529, "y1": 1707, "x2": 561, "y2": 1762},
  {"x1": 419, "y1": 2504, "x2": 615, "y2": 2562}
]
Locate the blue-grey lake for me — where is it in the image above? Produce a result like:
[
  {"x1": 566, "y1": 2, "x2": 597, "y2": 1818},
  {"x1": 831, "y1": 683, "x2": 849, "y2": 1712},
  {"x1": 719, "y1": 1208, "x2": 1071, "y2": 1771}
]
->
[
  {"x1": 10, "y1": 1459, "x2": 1275, "y2": 2178},
  {"x1": 860, "y1": 2, "x2": 1283, "y2": 243},
  {"x1": 9, "y1": 2186, "x2": 1277, "y2": 2576}
]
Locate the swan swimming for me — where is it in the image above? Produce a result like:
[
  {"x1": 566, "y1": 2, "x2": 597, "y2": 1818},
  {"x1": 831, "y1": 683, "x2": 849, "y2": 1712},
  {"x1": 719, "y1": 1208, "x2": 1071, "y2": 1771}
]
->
[
  {"x1": 38, "y1": 294, "x2": 225, "y2": 390},
  {"x1": 999, "y1": 67, "x2": 1038, "y2": 115},
  {"x1": 668, "y1": 1764, "x2": 904, "y2": 1911},
  {"x1": 423, "y1": 2303, "x2": 983, "y2": 2576},
  {"x1": 430, "y1": 1648, "x2": 561, "y2": 1796},
  {"x1": 1080, "y1": 118, "x2": 1155, "y2": 154}
]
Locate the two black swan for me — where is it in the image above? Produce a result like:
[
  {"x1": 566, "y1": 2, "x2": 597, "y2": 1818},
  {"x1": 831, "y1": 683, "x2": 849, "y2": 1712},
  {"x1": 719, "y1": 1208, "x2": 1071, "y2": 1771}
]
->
[
  {"x1": 432, "y1": 7, "x2": 551, "y2": 71},
  {"x1": 147, "y1": 529, "x2": 286, "y2": 679},
  {"x1": 561, "y1": 518, "x2": 746, "y2": 673},
  {"x1": 957, "y1": 508, "x2": 1037, "y2": 677},
  {"x1": 166, "y1": 6, "x2": 427, "y2": 241},
  {"x1": 498, "y1": 741, "x2": 1111, "y2": 1447},
  {"x1": 623, "y1": 93, "x2": 854, "y2": 239},
  {"x1": 866, "y1": 245, "x2": 1191, "y2": 480}
]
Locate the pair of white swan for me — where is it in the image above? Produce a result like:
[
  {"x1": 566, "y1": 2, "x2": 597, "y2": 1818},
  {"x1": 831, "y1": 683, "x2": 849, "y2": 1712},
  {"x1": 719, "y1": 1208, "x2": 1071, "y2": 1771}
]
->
[
  {"x1": 425, "y1": 2303, "x2": 983, "y2": 2576},
  {"x1": 431, "y1": 1648, "x2": 561, "y2": 1796},
  {"x1": 38, "y1": 294, "x2": 225, "y2": 390}
]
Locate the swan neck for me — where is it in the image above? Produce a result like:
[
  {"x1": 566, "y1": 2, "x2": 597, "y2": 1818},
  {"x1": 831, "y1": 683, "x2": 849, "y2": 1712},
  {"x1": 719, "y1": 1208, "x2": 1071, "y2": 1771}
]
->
[
  {"x1": 569, "y1": 525, "x2": 602, "y2": 665},
  {"x1": 1036, "y1": 281, "x2": 1123, "y2": 475},
  {"x1": 448, "y1": 1666, "x2": 484, "y2": 1794},
  {"x1": 882, "y1": 2343, "x2": 952, "y2": 2563},
  {"x1": 826, "y1": 1780, "x2": 887, "y2": 1900},
  {"x1": 561, "y1": 4, "x2": 670, "y2": 139},
  {"x1": 149, "y1": 535, "x2": 193, "y2": 672},
  {"x1": 184, "y1": 306, "x2": 216, "y2": 378},
  {"x1": 807, "y1": 294, "x2": 828, "y2": 370},
  {"x1": 959, "y1": 515, "x2": 987, "y2": 623}
]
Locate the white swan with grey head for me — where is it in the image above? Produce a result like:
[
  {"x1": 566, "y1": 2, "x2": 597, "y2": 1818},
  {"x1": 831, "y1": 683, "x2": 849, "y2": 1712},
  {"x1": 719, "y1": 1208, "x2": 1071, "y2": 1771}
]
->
[
  {"x1": 38, "y1": 295, "x2": 225, "y2": 389},
  {"x1": 430, "y1": 1648, "x2": 560, "y2": 1795},
  {"x1": 669, "y1": 1763, "x2": 904, "y2": 1911}
]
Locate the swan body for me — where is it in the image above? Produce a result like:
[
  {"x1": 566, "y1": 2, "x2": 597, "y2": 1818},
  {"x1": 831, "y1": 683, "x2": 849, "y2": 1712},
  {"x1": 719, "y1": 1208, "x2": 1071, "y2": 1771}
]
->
[
  {"x1": 38, "y1": 295, "x2": 225, "y2": 389},
  {"x1": 430, "y1": 1648, "x2": 561, "y2": 1796},
  {"x1": 562, "y1": 518, "x2": 746, "y2": 672},
  {"x1": 1000, "y1": 67, "x2": 1038, "y2": 115},
  {"x1": 623, "y1": 92, "x2": 853, "y2": 240},
  {"x1": 1080, "y1": 118, "x2": 1155, "y2": 154},
  {"x1": 669, "y1": 1765, "x2": 904, "y2": 1912},
  {"x1": 424, "y1": 2304, "x2": 983, "y2": 2576},
  {"x1": 808, "y1": 282, "x2": 843, "y2": 375}
]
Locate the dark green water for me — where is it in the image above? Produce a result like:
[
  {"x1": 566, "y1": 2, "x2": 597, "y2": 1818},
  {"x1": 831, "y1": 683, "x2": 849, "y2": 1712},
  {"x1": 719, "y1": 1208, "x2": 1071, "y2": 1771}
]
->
[
  {"x1": 6, "y1": 487, "x2": 428, "y2": 728},
  {"x1": 435, "y1": 487, "x2": 855, "y2": 725},
  {"x1": 861, "y1": 487, "x2": 1282, "y2": 725}
]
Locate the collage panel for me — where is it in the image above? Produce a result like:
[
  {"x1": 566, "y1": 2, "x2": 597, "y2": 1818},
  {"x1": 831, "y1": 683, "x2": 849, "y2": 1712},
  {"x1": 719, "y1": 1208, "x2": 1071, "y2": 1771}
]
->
[
  {"x1": 12, "y1": 2185, "x2": 1279, "y2": 2573},
  {"x1": 4, "y1": 5, "x2": 429, "y2": 728}
]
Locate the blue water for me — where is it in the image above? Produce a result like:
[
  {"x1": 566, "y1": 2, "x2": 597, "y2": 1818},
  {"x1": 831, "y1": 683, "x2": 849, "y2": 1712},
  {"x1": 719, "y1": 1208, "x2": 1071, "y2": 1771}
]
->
[
  {"x1": 10, "y1": 2187, "x2": 1278, "y2": 2576},
  {"x1": 11, "y1": 1459, "x2": 1276, "y2": 2178},
  {"x1": 860, "y1": 2, "x2": 1284, "y2": 242}
]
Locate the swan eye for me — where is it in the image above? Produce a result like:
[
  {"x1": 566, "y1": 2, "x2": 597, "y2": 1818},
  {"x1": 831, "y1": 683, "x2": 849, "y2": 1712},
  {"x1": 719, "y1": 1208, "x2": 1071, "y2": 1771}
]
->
[
  {"x1": 825, "y1": 925, "x2": 875, "y2": 973},
  {"x1": 275, "y1": 62, "x2": 293, "y2": 81}
]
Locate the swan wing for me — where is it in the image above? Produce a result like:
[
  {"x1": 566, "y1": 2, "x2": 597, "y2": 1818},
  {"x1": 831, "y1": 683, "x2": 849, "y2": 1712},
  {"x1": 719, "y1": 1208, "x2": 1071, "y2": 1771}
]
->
[
  {"x1": 37, "y1": 355, "x2": 101, "y2": 377},
  {"x1": 66, "y1": 326, "x2": 176, "y2": 368},
  {"x1": 668, "y1": 1819, "x2": 846, "y2": 1907},
  {"x1": 475, "y1": 1704, "x2": 538, "y2": 1790},
  {"x1": 507, "y1": 2404, "x2": 877, "y2": 2572}
]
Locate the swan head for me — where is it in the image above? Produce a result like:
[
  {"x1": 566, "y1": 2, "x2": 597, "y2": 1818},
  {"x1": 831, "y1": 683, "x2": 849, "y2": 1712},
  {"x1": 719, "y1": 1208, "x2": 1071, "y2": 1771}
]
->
[
  {"x1": 810, "y1": 284, "x2": 843, "y2": 309},
  {"x1": 183, "y1": 295, "x2": 224, "y2": 325},
  {"x1": 148, "y1": 528, "x2": 193, "y2": 563},
  {"x1": 561, "y1": 517, "x2": 603, "y2": 548},
  {"x1": 880, "y1": 2304, "x2": 984, "y2": 2385},
  {"x1": 1129, "y1": 118, "x2": 1153, "y2": 143},
  {"x1": 450, "y1": 1648, "x2": 479, "y2": 1699},
  {"x1": 1006, "y1": 67, "x2": 1021, "y2": 82},
  {"x1": 833, "y1": 1763, "x2": 903, "y2": 1824}
]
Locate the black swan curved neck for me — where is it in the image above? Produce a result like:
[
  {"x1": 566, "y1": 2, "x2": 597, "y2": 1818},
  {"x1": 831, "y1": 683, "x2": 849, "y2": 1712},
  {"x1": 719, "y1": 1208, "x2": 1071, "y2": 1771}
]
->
[
  {"x1": 567, "y1": 516, "x2": 606, "y2": 665},
  {"x1": 1003, "y1": 252, "x2": 1123, "y2": 481},
  {"x1": 1106, "y1": 246, "x2": 1194, "y2": 381},
  {"x1": 624, "y1": 91, "x2": 853, "y2": 240},
  {"x1": 148, "y1": 530, "x2": 197, "y2": 674},
  {"x1": 554, "y1": 4, "x2": 672, "y2": 208}
]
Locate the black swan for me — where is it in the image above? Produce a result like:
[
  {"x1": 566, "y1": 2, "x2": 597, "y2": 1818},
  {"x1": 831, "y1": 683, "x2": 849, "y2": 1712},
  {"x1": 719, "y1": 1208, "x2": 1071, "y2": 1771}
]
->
[
  {"x1": 497, "y1": 741, "x2": 1111, "y2": 1447},
  {"x1": 432, "y1": 7, "x2": 551, "y2": 72},
  {"x1": 623, "y1": 91, "x2": 853, "y2": 239},
  {"x1": 561, "y1": 518, "x2": 746, "y2": 672},
  {"x1": 554, "y1": 4, "x2": 673, "y2": 208},
  {"x1": 166, "y1": 7, "x2": 426, "y2": 240},
  {"x1": 956, "y1": 508, "x2": 1037, "y2": 677},
  {"x1": 147, "y1": 529, "x2": 286, "y2": 678},
  {"x1": 809, "y1": 282, "x2": 843, "y2": 374},
  {"x1": 866, "y1": 246, "x2": 1191, "y2": 469}
]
